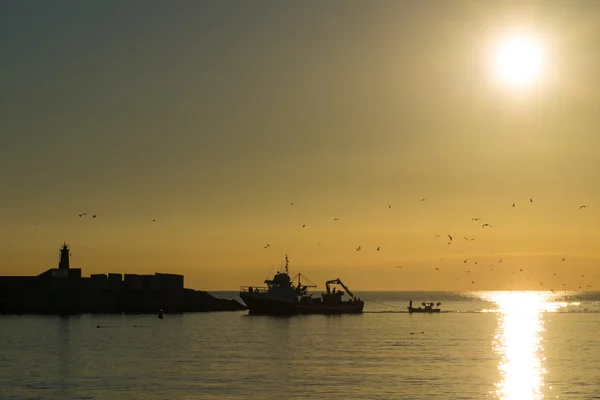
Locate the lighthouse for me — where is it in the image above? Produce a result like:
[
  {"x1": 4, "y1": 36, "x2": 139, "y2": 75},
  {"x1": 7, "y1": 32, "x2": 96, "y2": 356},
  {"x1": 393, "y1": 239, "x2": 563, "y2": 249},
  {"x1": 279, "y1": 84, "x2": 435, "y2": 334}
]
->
[{"x1": 58, "y1": 242, "x2": 70, "y2": 270}]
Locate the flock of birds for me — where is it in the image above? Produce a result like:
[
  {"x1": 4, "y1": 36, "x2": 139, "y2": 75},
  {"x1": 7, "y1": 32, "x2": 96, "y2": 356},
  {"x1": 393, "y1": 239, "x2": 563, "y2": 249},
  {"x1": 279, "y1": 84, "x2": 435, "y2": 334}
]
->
[
  {"x1": 75, "y1": 213, "x2": 156, "y2": 223},
  {"x1": 27, "y1": 196, "x2": 593, "y2": 291},
  {"x1": 263, "y1": 198, "x2": 593, "y2": 291}
]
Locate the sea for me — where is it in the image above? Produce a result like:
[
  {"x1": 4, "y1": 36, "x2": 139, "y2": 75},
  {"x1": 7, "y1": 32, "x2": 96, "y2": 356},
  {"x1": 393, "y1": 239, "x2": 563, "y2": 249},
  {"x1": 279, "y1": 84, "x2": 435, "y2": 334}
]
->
[{"x1": 1, "y1": 291, "x2": 599, "y2": 400}]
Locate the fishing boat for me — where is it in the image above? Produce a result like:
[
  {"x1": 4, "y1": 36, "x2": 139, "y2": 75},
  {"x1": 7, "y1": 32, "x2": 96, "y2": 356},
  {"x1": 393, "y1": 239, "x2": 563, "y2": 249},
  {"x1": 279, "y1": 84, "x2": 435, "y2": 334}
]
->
[
  {"x1": 239, "y1": 255, "x2": 364, "y2": 315},
  {"x1": 407, "y1": 301, "x2": 441, "y2": 313}
]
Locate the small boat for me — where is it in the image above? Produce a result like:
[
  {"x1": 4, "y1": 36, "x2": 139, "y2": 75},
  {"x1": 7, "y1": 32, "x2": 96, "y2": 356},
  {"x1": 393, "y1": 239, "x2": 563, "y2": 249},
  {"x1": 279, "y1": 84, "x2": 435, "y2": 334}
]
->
[
  {"x1": 407, "y1": 301, "x2": 441, "y2": 313},
  {"x1": 239, "y1": 255, "x2": 364, "y2": 315}
]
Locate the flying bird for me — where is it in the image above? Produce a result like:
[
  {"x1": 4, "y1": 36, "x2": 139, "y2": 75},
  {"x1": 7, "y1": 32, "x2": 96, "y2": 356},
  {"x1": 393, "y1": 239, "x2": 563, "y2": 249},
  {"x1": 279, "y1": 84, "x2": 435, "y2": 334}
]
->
[
  {"x1": 334, "y1": 217, "x2": 339, "y2": 221},
  {"x1": 472, "y1": 217, "x2": 480, "y2": 221},
  {"x1": 92, "y1": 214, "x2": 97, "y2": 218},
  {"x1": 302, "y1": 224, "x2": 305, "y2": 228},
  {"x1": 419, "y1": 198, "x2": 426, "y2": 202},
  {"x1": 389, "y1": 205, "x2": 392, "y2": 208},
  {"x1": 435, "y1": 267, "x2": 440, "y2": 271},
  {"x1": 448, "y1": 234, "x2": 453, "y2": 241},
  {"x1": 290, "y1": 202, "x2": 294, "y2": 206},
  {"x1": 580, "y1": 205, "x2": 587, "y2": 209},
  {"x1": 562, "y1": 258, "x2": 565, "y2": 262},
  {"x1": 530, "y1": 198, "x2": 533, "y2": 203},
  {"x1": 512, "y1": 203, "x2": 515, "y2": 207},
  {"x1": 447, "y1": 242, "x2": 452, "y2": 246},
  {"x1": 377, "y1": 247, "x2": 380, "y2": 251},
  {"x1": 482, "y1": 224, "x2": 492, "y2": 228}
]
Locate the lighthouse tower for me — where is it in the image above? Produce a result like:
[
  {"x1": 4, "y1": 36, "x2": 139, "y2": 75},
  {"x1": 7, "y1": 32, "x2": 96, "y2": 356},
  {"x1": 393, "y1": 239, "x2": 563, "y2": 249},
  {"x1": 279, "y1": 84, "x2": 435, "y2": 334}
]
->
[
  {"x1": 37, "y1": 241, "x2": 82, "y2": 278},
  {"x1": 58, "y1": 242, "x2": 70, "y2": 270}
]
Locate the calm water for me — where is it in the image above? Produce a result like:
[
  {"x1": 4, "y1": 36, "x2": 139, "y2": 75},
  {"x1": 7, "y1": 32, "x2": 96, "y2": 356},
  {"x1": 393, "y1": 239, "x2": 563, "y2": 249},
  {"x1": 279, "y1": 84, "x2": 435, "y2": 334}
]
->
[{"x1": 1, "y1": 291, "x2": 600, "y2": 400}]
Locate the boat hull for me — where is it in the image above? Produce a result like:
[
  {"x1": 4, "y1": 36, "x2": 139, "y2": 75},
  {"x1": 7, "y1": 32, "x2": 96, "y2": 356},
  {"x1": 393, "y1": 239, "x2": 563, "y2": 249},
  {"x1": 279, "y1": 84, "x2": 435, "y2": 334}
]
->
[
  {"x1": 407, "y1": 307, "x2": 441, "y2": 313},
  {"x1": 240, "y1": 293, "x2": 364, "y2": 315}
]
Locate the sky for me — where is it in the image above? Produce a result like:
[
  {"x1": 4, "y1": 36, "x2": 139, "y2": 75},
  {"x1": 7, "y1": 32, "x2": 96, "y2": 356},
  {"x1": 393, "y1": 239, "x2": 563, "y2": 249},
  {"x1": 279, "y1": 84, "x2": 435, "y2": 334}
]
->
[{"x1": 1, "y1": 1, "x2": 599, "y2": 291}]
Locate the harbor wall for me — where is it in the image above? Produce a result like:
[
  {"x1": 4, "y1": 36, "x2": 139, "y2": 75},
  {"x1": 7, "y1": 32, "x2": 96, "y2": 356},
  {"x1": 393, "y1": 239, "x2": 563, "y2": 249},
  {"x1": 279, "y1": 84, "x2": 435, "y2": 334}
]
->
[{"x1": 0, "y1": 272, "x2": 245, "y2": 314}]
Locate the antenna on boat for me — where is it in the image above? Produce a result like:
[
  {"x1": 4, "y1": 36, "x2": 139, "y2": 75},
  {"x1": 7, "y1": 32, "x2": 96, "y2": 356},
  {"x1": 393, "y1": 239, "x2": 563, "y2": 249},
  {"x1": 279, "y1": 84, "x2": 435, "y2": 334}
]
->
[{"x1": 285, "y1": 254, "x2": 289, "y2": 275}]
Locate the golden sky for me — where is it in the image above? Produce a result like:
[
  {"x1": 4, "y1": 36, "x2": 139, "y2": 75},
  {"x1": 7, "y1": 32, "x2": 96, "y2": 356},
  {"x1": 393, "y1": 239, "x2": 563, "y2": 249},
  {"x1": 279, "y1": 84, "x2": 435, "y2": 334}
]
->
[{"x1": 1, "y1": 1, "x2": 599, "y2": 291}]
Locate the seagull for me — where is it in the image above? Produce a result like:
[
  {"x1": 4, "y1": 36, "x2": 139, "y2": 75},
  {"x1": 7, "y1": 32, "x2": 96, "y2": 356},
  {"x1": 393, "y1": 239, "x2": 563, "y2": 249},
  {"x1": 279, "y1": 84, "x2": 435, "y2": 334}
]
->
[
  {"x1": 395, "y1": 266, "x2": 403, "y2": 269},
  {"x1": 356, "y1": 246, "x2": 362, "y2": 251},
  {"x1": 377, "y1": 247, "x2": 380, "y2": 251},
  {"x1": 448, "y1": 234, "x2": 453, "y2": 241},
  {"x1": 447, "y1": 242, "x2": 452, "y2": 246},
  {"x1": 290, "y1": 202, "x2": 294, "y2": 206},
  {"x1": 562, "y1": 258, "x2": 565, "y2": 262},
  {"x1": 530, "y1": 198, "x2": 533, "y2": 203},
  {"x1": 498, "y1": 259, "x2": 503, "y2": 263},
  {"x1": 419, "y1": 198, "x2": 426, "y2": 202},
  {"x1": 334, "y1": 217, "x2": 339, "y2": 221},
  {"x1": 475, "y1": 261, "x2": 478, "y2": 265},
  {"x1": 472, "y1": 217, "x2": 480, "y2": 221},
  {"x1": 464, "y1": 237, "x2": 469, "y2": 241},
  {"x1": 389, "y1": 205, "x2": 392, "y2": 208},
  {"x1": 464, "y1": 259, "x2": 468, "y2": 263},
  {"x1": 92, "y1": 214, "x2": 97, "y2": 218},
  {"x1": 512, "y1": 203, "x2": 515, "y2": 207},
  {"x1": 435, "y1": 267, "x2": 440, "y2": 271},
  {"x1": 435, "y1": 234, "x2": 441, "y2": 238},
  {"x1": 482, "y1": 224, "x2": 492, "y2": 228},
  {"x1": 580, "y1": 205, "x2": 587, "y2": 209},
  {"x1": 152, "y1": 219, "x2": 156, "y2": 222},
  {"x1": 302, "y1": 224, "x2": 305, "y2": 228}
]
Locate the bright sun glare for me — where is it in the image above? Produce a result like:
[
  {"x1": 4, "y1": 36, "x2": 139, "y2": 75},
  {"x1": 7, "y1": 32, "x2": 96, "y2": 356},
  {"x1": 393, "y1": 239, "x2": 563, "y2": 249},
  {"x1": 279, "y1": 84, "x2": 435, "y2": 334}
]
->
[
  {"x1": 487, "y1": 292, "x2": 562, "y2": 400},
  {"x1": 494, "y1": 35, "x2": 544, "y2": 86}
]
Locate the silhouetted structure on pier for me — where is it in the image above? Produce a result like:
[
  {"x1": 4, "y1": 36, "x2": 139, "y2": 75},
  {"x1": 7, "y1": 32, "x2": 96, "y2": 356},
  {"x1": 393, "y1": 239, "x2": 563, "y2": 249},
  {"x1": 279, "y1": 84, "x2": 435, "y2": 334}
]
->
[{"x1": 0, "y1": 242, "x2": 245, "y2": 315}]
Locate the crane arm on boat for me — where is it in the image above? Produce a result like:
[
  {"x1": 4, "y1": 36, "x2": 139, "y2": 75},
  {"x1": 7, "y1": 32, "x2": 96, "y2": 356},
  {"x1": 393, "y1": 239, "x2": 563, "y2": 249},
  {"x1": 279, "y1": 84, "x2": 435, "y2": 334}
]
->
[{"x1": 325, "y1": 278, "x2": 354, "y2": 298}]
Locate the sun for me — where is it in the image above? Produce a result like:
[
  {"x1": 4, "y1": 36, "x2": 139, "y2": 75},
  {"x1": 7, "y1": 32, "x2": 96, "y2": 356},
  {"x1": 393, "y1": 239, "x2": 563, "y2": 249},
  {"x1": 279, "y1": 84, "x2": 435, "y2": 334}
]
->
[{"x1": 493, "y1": 35, "x2": 544, "y2": 86}]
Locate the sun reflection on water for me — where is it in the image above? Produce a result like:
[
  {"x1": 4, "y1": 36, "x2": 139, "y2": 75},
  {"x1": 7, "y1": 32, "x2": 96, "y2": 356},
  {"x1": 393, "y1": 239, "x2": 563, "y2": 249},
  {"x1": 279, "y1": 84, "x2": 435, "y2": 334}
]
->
[{"x1": 487, "y1": 292, "x2": 562, "y2": 400}]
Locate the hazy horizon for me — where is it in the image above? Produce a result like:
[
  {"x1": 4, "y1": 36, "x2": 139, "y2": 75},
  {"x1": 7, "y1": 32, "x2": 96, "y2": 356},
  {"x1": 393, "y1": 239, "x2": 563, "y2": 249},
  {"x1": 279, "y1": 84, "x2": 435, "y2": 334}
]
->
[{"x1": 2, "y1": 1, "x2": 599, "y2": 291}]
